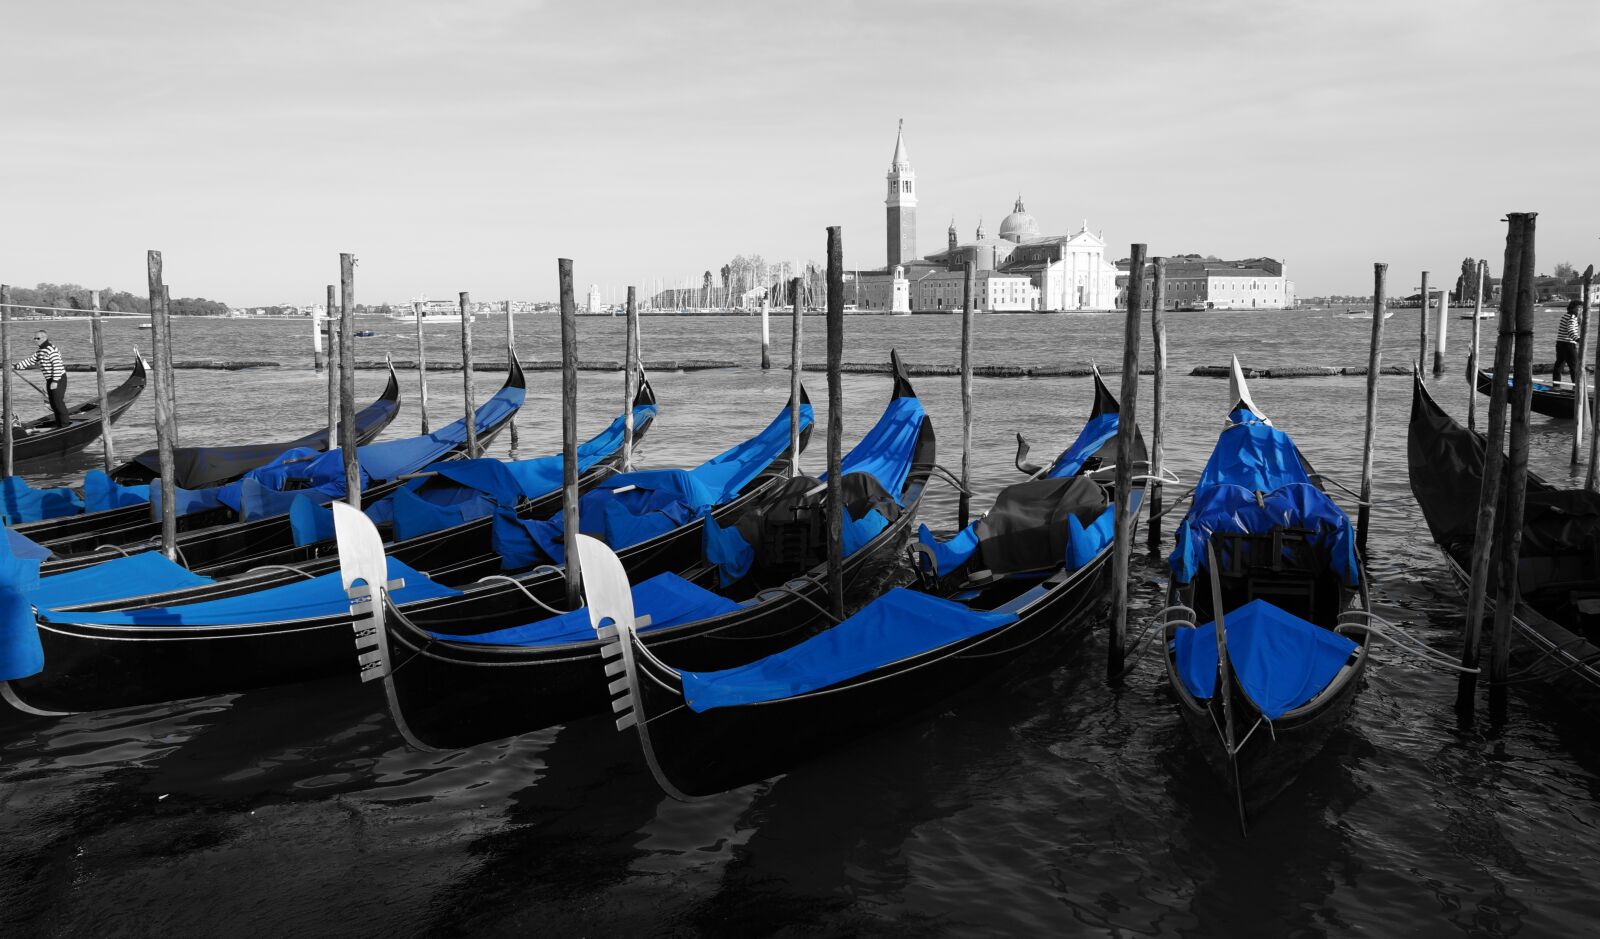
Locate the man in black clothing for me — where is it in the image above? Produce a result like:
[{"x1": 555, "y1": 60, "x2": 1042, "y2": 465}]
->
[
  {"x1": 1553, "y1": 300, "x2": 1582, "y2": 384},
  {"x1": 13, "y1": 330, "x2": 69, "y2": 427}
]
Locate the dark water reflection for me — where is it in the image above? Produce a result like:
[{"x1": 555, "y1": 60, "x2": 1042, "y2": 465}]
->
[{"x1": 5, "y1": 309, "x2": 1600, "y2": 935}]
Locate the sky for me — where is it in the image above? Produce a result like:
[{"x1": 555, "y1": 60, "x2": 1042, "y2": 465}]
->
[{"x1": 2, "y1": 0, "x2": 1596, "y2": 304}]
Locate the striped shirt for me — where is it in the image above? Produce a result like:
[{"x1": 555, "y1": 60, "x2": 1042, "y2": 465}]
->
[
  {"x1": 1558, "y1": 309, "x2": 1581, "y2": 345},
  {"x1": 15, "y1": 341, "x2": 65, "y2": 381}
]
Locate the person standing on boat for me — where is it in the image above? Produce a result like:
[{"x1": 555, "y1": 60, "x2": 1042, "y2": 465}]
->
[
  {"x1": 12, "y1": 330, "x2": 69, "y2": 427},
  {"x1": 1553, "y1": 299, "x2": 1581, "y2": 384}
]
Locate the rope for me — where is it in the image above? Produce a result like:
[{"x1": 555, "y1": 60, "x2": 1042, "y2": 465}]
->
[
  {"x1": 765, "y1": 578, "x2": 843, "y2": 625},
  {"x1": 241, "y1": 563, "x2": 317, "y2": 581},
  {"x1": 474, "y1": 572, "x2": 570, "y2": 616},
  {"x1": 1336, "y1": 611, "x2": 1480, "y2": 673}
]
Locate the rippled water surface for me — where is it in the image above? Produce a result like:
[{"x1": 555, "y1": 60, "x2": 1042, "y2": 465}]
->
[{"x1": 4, "y1": 308, "x2": 1599, "y2": 936}]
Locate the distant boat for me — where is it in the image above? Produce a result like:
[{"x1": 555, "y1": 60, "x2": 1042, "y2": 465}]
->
[
  {"x1": 1349, "y1": 310, "x2": 1394, "y2": 320},
  {"x1": 355, "y1": 329, "x2": 377, "y2": 338},
  {"x1": 1459, "y1": 311, "x2": 1496, "y2": 320},
  {"x1": 137, "y1": 323, "x2": 153, "y2": 330}
]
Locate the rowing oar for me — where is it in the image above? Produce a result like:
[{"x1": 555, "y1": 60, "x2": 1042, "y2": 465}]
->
[{"x1": 11, "y1": 369, "x2": 49, "y2": 402}]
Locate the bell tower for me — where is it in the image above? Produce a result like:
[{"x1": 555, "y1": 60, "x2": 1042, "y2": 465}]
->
[
  {"x1": 886, "y1": 119, "x2": 916, "y2": 269},
  {"x1": 948, "y1": 219, "x2": 958, "y2": 251}
]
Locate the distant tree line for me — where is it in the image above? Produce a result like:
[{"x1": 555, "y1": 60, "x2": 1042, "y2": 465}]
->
[{"x1": 0, "y1": 282, "x2": 230, "y2": 316}]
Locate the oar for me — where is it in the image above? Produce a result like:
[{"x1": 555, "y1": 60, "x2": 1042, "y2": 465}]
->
[
  {"x1": 1205, "y1": 540, "x2": 1249, "y2": 837},
  {"x1": 12, "y1": 370, "x2": 48, "y2": 403}
]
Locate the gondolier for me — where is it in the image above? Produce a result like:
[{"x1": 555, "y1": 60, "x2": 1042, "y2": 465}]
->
[
  {"x1": 1553, "y1": 300, "x2": 1581, "y2": 384},
  {"x1": 13, "y1": 330, "x2": 69, "y2": 428}
]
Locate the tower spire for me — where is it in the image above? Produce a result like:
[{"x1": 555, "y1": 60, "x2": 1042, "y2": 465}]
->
[{"x1": 885, "y1": 120, "x2": 917, "y2": 268}]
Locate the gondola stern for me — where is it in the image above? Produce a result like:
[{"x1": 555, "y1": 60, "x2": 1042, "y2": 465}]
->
[
  {"x1": 1227, "y1": 355, "x2": 1267, "y2": 422},
  {"x1": 889, "y1": 349, "x2": 917, "y2": 401}
]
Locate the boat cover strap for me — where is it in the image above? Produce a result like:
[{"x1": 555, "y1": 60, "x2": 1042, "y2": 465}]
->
[
  {"x1": 83, "y1": 469, "x2": 150, "y2": 514},
  {"x1": 0, "y1": 476, "x2": 83, "y2": 525},
  {"x1": 36, "y1": 552, "x2": 214, "y2": 610},
  {"x1": 1170, "y1": 482, "x2": 1358, "y2": 586},
  {"x1": 40, "y1": 558, "x2": 458, "y2": 627},
  {"x1": 428, "y1": 571, "x2": 738, "y2": 647},
  {"x1": 681, "y1": 587, "x2": 1017, "y2": 712},
  {"x1": 1171, "y1": 598, "x2": 1358, "y2": 720}
]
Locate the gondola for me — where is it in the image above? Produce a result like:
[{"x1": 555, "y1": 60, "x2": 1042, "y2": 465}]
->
[
  {"x1": 1475, "y1": 367, "x2": 1592, "y2": 420},
  {"x1": 588, "y1": 371, "x2": 1139, "y2": 798},
  {"x1": 1408, "y1": 375, "x2": 1600, "y2": 714},
  {"x1": 31, "y1": 360, "x2": 512, "y2": 572},
  {"x1": 336, "y1": 356, "x2": 926, "y2": 751},
  {"x1": 0, "y1": 376, "x2": 794, "y2": 716},
  {"x1": 11, "y1": 363, "x2": 402, "y2": 545},
  {"x1": 10, "y1": 355, "x2": 147, "y2": 465},
  {"x1": 1160, "y1": 357, "x2": 1371, "y2": 831}
]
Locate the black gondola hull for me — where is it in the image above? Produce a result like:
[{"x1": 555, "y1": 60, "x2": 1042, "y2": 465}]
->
[
  {"x1": 12, "y1": 357, "x2": 146, "y2": 465},
  {"x1": 1475, "y1": 368, "x2": 1591, "y2": 420}
]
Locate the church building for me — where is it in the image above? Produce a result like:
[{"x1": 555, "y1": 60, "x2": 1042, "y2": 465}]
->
[{"x1": 843, "y1": 123, "x2": 1120, "y2": 313}]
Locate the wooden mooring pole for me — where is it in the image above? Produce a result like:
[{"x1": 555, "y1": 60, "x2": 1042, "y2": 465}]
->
[
  {"x1": 1490, "y1": 212, "x2": 1538, "y2": 724},
  {"x1": 460, "y1": 292, "x2": 478, "y2": 459},
  {"x1": 1356, "y1": 264, "x2": 1387, "y2": 556},
  {"x1": 1468, "y1": 261, "x2": 1485, "y2": 432},
  {"x1": 826, "y1": 226, "x2": 845, "y2": 621},
  {"x1": 1109, "y1": 243, "x2": 1146, "y2": 682},
  {"x1": 326, "y1": 284, "x2": 339, "y2": 452},
  {"x1": 312, "y1": 304, "x2": 324, "y2": 372},
  {"x1": 1146, "y1": 257, "x2": 1167, "y2": 556},
  {"x1": 1418, "y1": 270, "x2": 1430, "y2": 371},
  {"x1": 558, "y1": 258, "x2": 582, "y2": 609},
  {"x1": 958, "y1": 260, "x2": 975, "y2": 529},
  {"x1": 622, "y1": 286, "x2": 638, "y2": 472},
  {"x1": 146, "y1": 252, "x2": 177, "y2": 560},
  {"x1": 414, "y1": 300, "x2": 430, "y2": 434},
  {"x1": 760, "y1": 294, "x2": 771, "y2": 370},
  {"x1": 90, "y1": 290, "x2": 114, "y2": 472},
  {"x1": 1, "y1": 285, "x2": 12, "y2": 479},
  {"x1": 505, "y1": 299, "x2": 518, "y2": 451},
  {"x1": 1432, "y1": 275, "x2": 1450, "y2": 377},
  {"x1": 789, "y1": 276, "x2": 803, "y2": 477},
  {"x1": 339, "y1": 254, "x2": 360, "y2": 510},
  {"x1": 1573, "y1": 266, "x2": 1593, "y2": 466}
]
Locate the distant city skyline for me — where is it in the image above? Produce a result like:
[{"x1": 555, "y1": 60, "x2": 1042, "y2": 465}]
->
[{"x1": 2, "y1": 0, "x2": 1595, "y2": 305}]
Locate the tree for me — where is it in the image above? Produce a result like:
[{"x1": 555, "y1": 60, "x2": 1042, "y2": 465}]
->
[
  {"x1": 1554, "y1": 262, "x2": 1577, "y2": 281},
  {"x1": 1459, "y1": 257, "x2": 1477, "y2": 303}
]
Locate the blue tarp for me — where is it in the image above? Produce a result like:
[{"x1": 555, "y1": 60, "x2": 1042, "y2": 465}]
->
[
  {"x1": 486, "y1": 403, "x2": 657, "y2": 501},
  {"x1": 301, "y1": 382, "x2": 526, "y2": 486},
  {"x1": 391, "y1": 483, "x2": 497, "y2": 542},
  {"x1": 1195, "y1": 409, "x2": 1310, "y2": 492},
  {"x1": 1169, "y1": 482, "x2": 1359, "y2": 586},
  {"x1": 824, "y1": 396, "x2": 925, "y2": 504},
  {"x1": 429, "y1": 571, "x2": 740, "y2": 647},
  {"x1": 5, "y1": 529, "x2": 51, "y2": 562},
  {"x1": 149, "y1": 483, "x2": 227, "y2": 520},
  {"x1": 83, "y1": 469, "x2": 150, "y2": 514},
  {"x1": 1170, "y1": 598, "x2": 1359, "y2": 720},
  {"x1": 289, "y1": 495, "x2": 336, "y2": 547},
  {"x1": 1047, "y1": 411, "x2": 1120, "y2": 479},
  {"x1": 0, "y1": 476, "x2": 84, "y2": 526},
  {"x1": 917, "y1": 522, "x2": 980, "y2": 575},
  {"x1": 702, "y1": 511, "x2": 753, "y2": 586},
  {"x1": 36, "y1": 552, "x2": 214, "y2": 610},
  {"x1": 681, "y1": 587, "x2": 1017, "y2": 712},
  {"x1": 842, "y1": 507, "x2": 890, "y2": 556},
  {"x1": 216, "y1": 448, "x2": 321, "y2": 513},
  {"x1": 0, "y1": 534, "x2": 43, "y2": 680},
  {"x1": 40, "y1": 558, "x2": 459, "y2": 628},
  {"x1": 1066, "y1": 504, "x2": 1117, "y2": 570}
]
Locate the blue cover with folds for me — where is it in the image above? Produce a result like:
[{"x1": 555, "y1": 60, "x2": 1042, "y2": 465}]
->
[
  {"x1": 1066, "y1": 503, "x2": 1117, "y2": 570},
  {"x1": 36, "y1": 552, "x2": 214, "y2": 610},
  {"x1": 842, "y1": 507, "x2": 890, "y2": 556},
  {"x1": 5, "y1": 528, "x2": 51, "y2": 562},
  {"x1": 822, "y1": 396, "x2": 924, "y2": 505},
  {"x1": 40, "y1": 558, "x2": 458, "y2": 627},
  {"x1": 0, "y1": 476, "x2": 84, "y2": 525},
  {"x1": 1046, "y1": 411, "x2": 1120, "y2": 479},
  {"x1": 149, "y1": 483, "x2": 227, "y2": 520},
  {"x1": 391, "y1": 483, "x2": 497, "y2": 541},
  {"x1": 1196, "y1": 409, "x2": 1310, "y2": 492},
  {"x1": 1169, "y1": 482, "x2": 1359, "y2": 586},
  {"x1": 682, "y1": 587, "x2": 1017, "y2": 712},
  {"x1": 0, "y1": 535, "x2": 43, "y2": 680},
  {"x1": 1170, "y1": 598, "x2": 1359, "y2": 720},
  {"x1": 701, "y1": 511, "x2": 753, "y2": 587},
  {"x1": 300, "y1": 383, "x2": 525, "y2": 486},
  {"x1": 83, "y1": 469, "x2": 150, "y2": 514},
  {"x1": 216, "y1": 448, "x2": 322, "y2": 512},
  {"x1": 917, "y1": 522, "x2": 980, "y2": 574},
  {"x1": 429, "y1": 571, "x2": 739, "y2": 647},
  {"x1": 289, "y1": 495, "x2": 336, "y2": 547},
  {"x1": 490, "y1": 403, "x2": 657, "y2": 501}
]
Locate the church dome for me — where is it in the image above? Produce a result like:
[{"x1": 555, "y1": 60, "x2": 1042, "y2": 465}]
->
[{"x1": 998, "y1": 196, "x2": 1039, "y2": 244}]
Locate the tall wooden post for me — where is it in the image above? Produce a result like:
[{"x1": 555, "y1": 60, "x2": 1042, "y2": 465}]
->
[
  {"x1": 326, "y1": 284, "x2": 339, "y2": 452},
  {"x1": 505, "y1": 299, "x2": 518, "y2": 451},
  {"x1": 558, "y1": 259, "x2": 582, "y2": 609},
  {"x1": 760, "y1": 295, "x2": 771, "y2": 370},
  {"x1": 1356, "y1": 264, "x2": 1388, "y2": 555},
  {"x1": 959, "y1": 260, "x2": 975, "y2": 528},
  {"x1": 90, "y1": 290, "x2": 114, "y2": 472},
  {"x1": 789, "y1": 276, "x2": 803, "y2": 477},
  {"x1": 339, "y1": 254, "x2": 360, "y2": 509},
  {"x1": 825, "y1": 226, "x2": 845, "y2": 621},
  {"x1": 414, "y1": 300, "x2": 430, "y2": 434},
  {"x1": 460, "y1": 292, "x2": 478, "y2": 459},
  {"x1": 1490, "y1": 212, "x2": 1538, "y2": 724},
  {"x1": 1418, "y1": 270, "x2": 1430, "y2": 370},
  {"x1": 622, "y1": 286, "x2": 639, "y2": 472},
  {"x1": 1, "y1": 284, "x2": 12, "y2": 479},
  {"x1": 1468, "y1": 261, "x2": 1485, "y2": 432},
  {"x1": 1573, "y1": 265, "x2": 1593, "y2": 466},
  {"x1": 161, "y1": 284, "x2": 179, "y2": 445},
  {"x1": 1146, "y1": 257, "x2": 1168, "y2": 555},
  {"x1": 1458, "y1": 218, "x2": 1524, "y2": 712},
  {"x1": 312, "y1": 304, "x2": 325, "y2": 372},
  {"x1": 1110, "y1": 244, "x2": 1146, "y2": 681},
  {"x1": 1433, "y1": 274, "x2": 1450, "y2": 376},
  {"x1": 146, "y1": 252, "x2": 177, "y2": 560}
]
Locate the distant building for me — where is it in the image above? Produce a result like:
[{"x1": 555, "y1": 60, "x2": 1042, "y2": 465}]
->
[
  {"x1": 586, "y1": 284, "x2": 603, "y2": 314},
  {"x1": 1116, "y1": 256, "x2": 1297, "y2": 310}
]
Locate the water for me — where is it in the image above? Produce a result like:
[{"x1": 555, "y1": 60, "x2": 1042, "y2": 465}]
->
[{"x1": 4, "y1": 308, "x2": 1599, "y2": 936}]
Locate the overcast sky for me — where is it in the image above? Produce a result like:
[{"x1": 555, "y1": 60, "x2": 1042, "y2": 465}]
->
[{"x1": 2, "y1": 0, "x2": 1595, "y2": 304}]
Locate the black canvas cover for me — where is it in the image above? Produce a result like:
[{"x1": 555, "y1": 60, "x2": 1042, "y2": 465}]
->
[
  {"x1": 972, "y1": 474, "x2": 1108, "y2": 576},
  {"x1": 732, "y1": 472, "x2": 902, "y2": 584}
]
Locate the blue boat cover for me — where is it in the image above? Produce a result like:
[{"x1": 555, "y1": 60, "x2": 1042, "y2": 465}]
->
[
  {"x1": 504, "y1": 402, "x2": 813, "y2": 568},
  {"x1": 391, "y1": 483, "x2": 496, "y2": 541},
  {"x1": 40, "y1": 558, "x2": 459, "y2": 628},
  {"x1": 5, "y1": 528, "x2": 51, "y2": 562},
  {"x1": 0, "y1": 476, "x2": 84, "y2": 525},
  {"x1": 1169, "y1": 482, "x2": 1359, "y2": 586},
  {"x1": 83, "y1": 469, "x2": 150, "y2": 514},
  {"x1": 289, "y1": 495, "x2": 336, "y2": 547},
  {"x1": 301, "y1": 382, "x2": 525, "y2": 487},
  {"x1": 36, "y1": 552, "x2": 214, "y2": 610},
  {"x1": 1170, "y1": 598, "x2": 1359, "y2": 720},
  {"x1": 1046, "y1": 411, "x2": 1120, "y2": 479},
  {"x1": 0, "y1": 534, "x2": 43, "y2": 680},
  {"x1": 1066, "y1": 504, "x2": 1117, "y2": 570},
  {"x1": 149, "y1": 483, "x2": 227, "y2": 520},
  {"x1": 682, "y1": 587, "x2": 1017, "y2": 712},
  {"x1": 467, "y1": 403, "x2": 657, "y2": 503},
  {"x1": 842, "y1": 507, "x2": 890, "y2": 556},
  {"x1": 702, "y1": 511, "x2": 754, "y2": 586},
  {"x1": 1195, "y1": 409, "x2": 1310, "y2": 493},
  {"x1": 822, "y1": 396, "x2": 925, "y2": 504},
  {"x1": 215, "y1": 448, "x2": 322, "y2": 513},
  {"x1": 429, "y1": 571, "x2": 739, "y2": 647}
]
